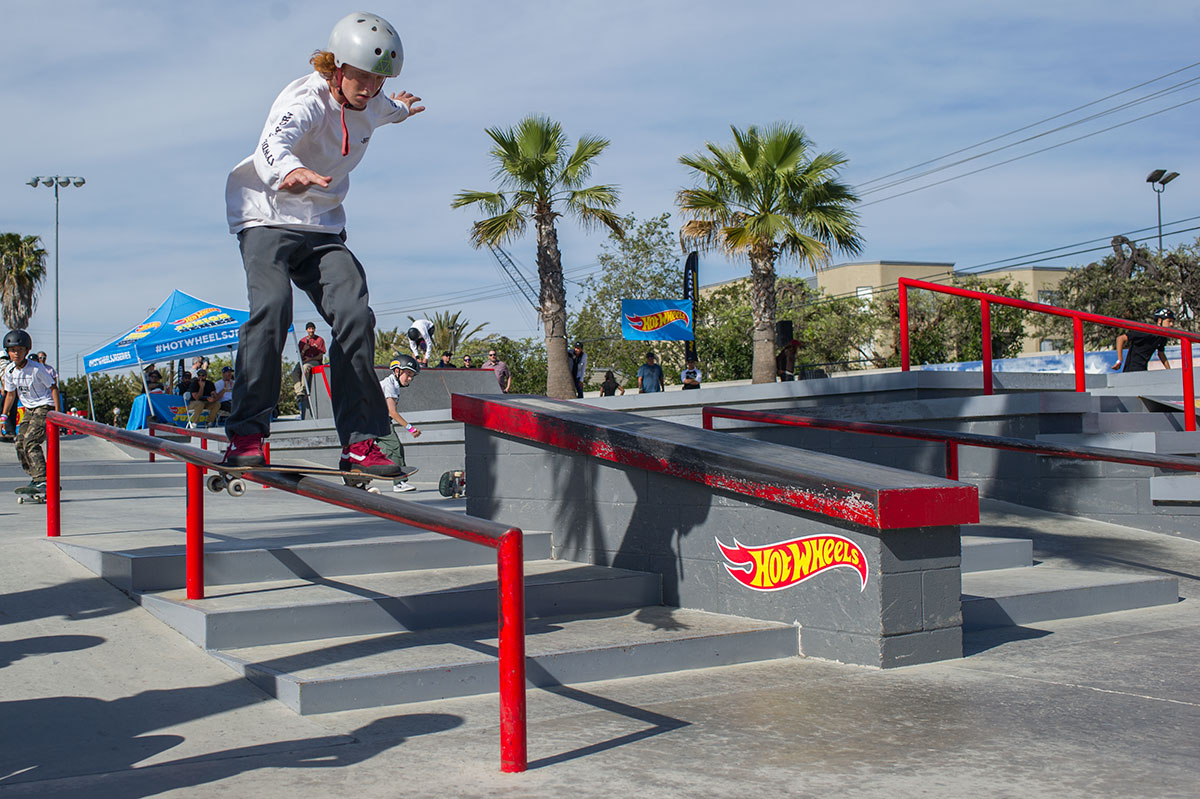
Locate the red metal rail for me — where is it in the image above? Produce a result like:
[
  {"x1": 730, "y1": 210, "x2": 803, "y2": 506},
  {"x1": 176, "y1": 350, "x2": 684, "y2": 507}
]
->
[
  {"x1": 897, "y1": 277, "x2": 1200, "y2": 431},
  {"x1": 702, "y1": 406, "x2": 1200, "y2": 481},
  {"x1": 146, "y1": 423, "x2": 270, "y2": 473},
  {"x1": 44, "y1": 411, "x2": 528, "y2": 773}
]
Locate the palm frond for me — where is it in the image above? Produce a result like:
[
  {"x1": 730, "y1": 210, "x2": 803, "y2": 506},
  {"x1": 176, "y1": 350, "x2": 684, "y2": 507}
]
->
[
  {"x1": 560, "y1": 135, "x2": 610, "y2": 188},
  {"x1": 469, "y1": 208, "x2": 528, "y2": 248}
]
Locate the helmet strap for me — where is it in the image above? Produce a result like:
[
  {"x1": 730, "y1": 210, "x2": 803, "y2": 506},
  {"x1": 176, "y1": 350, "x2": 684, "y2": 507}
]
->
[{"x1": 333, "y1": 66, "x2": 350, "y2": 157}]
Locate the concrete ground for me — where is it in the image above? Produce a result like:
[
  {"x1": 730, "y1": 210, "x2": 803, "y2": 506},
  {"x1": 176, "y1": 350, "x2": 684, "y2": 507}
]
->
[{"x1": 1, "y1": 436, "x2": 1198, "y2": 798}]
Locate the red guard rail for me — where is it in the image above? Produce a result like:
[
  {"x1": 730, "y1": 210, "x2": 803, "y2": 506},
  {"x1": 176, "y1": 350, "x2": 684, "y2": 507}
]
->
[
  {"x1": 897, "y1": 277, "x2": 1199, "y2": 431},
  {"x1": 702, "y1": 406, "x2": 1200, "y2": 480},
  {"x1": 44, "y1": 411, "x2": 528, "y2": 773}
]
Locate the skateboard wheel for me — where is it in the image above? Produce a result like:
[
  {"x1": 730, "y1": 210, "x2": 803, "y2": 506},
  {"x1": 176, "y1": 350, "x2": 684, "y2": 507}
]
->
[
  {"x1": 226, "y1": 478, "x2": 247, "y2": 497},
  {"x1": 206, "y1": 474, "x2": 227, "y2": 493},
  {"x1": 17, "y1": 496, "x2": 24, "y2": 504},
  {"x1": 367, "y1": 486, "x2": 381, "y2": 494}
]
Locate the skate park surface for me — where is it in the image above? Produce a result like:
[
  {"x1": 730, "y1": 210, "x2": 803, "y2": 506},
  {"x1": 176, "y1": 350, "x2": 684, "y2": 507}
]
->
[{"x1": 2, "y1": 429, "x2": 1198, "y2": 798}]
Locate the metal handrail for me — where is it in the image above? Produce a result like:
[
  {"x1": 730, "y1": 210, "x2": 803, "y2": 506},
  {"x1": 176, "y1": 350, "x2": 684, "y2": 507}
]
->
[
  {"x1": 897, "y1": 277, "x2": 1198, "y2": 431},
  {"x1": 702, "y1": 406, "x2": 1200, "y2": 480},
  {"x1": 44, "y1": 411, "x2": 528, "y2": 773}
]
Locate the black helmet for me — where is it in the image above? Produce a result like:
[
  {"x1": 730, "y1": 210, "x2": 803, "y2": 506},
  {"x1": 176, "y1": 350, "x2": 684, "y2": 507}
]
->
[
  {"x1": 3, "y1": 330, "x2": 32, "y2": 350},
  {"x1": 389, "y1": 354, "x2": 420, "y2": 374},
  {"x1": 1152, "y1": 307, "x2": 1176, "y2": 321}
]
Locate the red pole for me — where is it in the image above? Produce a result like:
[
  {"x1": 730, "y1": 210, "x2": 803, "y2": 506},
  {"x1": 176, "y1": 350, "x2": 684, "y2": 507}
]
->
[
  {"x1": 186, "y1": 462, "x2": 205, "y2": 599},
  {"x1": 1183, "y1": 338, "x2": 1196, "y2": 433},
  {"x1": 898, "y1": 283, "x2": 910, "y2": 371},
  {"x1": 148, "y1": 425, "x2": 155, "y2": 463},
  {"x1": 1072, "y1": 316, "x2": 1085, "y2": 392},
  {"x1": 496, "y1": 529, "x2": 527, "y2": 773},
  {"x1": 46, "y1": 418, "x2": 61, "y2": 537},
  {"x1": 980, "y1": 301, "x2": 993, "y2": 396},
  {"x1": 702, "y1": 408, "x2": 713, "y2": 431},
  {"x1": 945, "y1": 441, "x2": 959, "y2": 481}
]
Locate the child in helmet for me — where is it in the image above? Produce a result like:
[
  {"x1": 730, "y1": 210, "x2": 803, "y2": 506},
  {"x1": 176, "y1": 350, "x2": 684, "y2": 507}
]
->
[
  {"x1": 378, "y1": 355, "x2": 422, "y2": 492},
  {"x1": 1, "y1": 330, "x2": 60, "y2": 495},
  {"x1": 222, "y1": 12, "x2": 424, "y2": 474}
]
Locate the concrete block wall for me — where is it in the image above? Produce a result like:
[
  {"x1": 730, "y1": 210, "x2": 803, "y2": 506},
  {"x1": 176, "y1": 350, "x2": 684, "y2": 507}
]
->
[{"x1": 464, "y1": 426, "x2": 964, "y2": 669}]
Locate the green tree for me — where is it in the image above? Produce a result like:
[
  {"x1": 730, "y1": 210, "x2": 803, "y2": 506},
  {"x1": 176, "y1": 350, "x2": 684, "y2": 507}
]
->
[
  {"x1": 60, "y1": 372, "x2": 140, "y2": 423},
  {"x1": 452, "y1": 115, "x2": 624, "y2": 398},
  {"x1": 677, "y1": 123, "x2": 862, "y2": 383},
  {"x1": 1036, "y1": 239, "x2": 1196, "y2": 350},
  {"x1": 420, "y1": 310, "x2": 487, "y2": 356},
  {"x1": 873, "y1": 275, "x2": 1029, "y2": 366},
  {"x1": 569, "y1": 213, "x2": 685, "y2": 387},
  {"x1": 375, "y1": 326, "x2": 409, "y2": 361},
  {"x1": 0, "y1": 233, "x2": 48, "y2": 329}
]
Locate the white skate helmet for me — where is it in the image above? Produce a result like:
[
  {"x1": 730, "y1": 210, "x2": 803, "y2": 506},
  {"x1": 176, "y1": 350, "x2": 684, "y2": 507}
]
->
[{"x1": 328, "y1": 12, "x2": 403, "y2": 77}]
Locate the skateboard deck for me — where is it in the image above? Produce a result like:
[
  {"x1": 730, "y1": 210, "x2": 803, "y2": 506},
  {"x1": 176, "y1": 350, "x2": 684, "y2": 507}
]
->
[{"x1": 206, "y1": 463, "x2": 418, "y2": 497}]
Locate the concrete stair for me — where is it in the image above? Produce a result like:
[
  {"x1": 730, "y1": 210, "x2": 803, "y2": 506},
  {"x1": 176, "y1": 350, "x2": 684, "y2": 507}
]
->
[{"x1": 960, "y1": 534, "x2": 1177, "y2": 630}]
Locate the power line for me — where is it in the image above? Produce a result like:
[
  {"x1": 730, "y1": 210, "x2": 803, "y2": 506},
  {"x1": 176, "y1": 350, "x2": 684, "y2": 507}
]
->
[
  {"x1": 859, "y1": 94, "x2": 1195, "y2": 208},
  {"x1": 856, "y1": 60, "x2": 1200, "y2": 191}
]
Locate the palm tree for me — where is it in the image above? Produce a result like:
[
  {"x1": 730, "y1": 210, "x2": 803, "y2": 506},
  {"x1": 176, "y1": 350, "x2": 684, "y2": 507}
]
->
[
  {"x1": 452, "y1": 115, "x2": 624, "y2": 398},
  {"x1": 677, "y1": 123, "x2": 862, "y2": 383},
  {"x1": 0, "y1": 233, "x2": 48, "y2": 330},
  {"x1": 418, "y1": 310, "x2": 488, "y2": 356}
]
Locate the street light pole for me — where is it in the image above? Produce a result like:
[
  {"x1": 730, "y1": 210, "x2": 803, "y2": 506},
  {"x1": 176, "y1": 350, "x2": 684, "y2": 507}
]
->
[
  {"x1": 25, "y1": 175, "x2": 85, "y2": 375},
  {"x1": 1146, "y1": 169, "x2": 1181, "y2": 256}
]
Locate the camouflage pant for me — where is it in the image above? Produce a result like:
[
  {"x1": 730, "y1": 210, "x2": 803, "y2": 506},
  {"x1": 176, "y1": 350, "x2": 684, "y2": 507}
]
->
[
  {"x1": 16, "y1": 405, "x2": 49, "y2": 482},
  {"x1": 376, "y1": 427, "x2": 407, "y2": 486}
]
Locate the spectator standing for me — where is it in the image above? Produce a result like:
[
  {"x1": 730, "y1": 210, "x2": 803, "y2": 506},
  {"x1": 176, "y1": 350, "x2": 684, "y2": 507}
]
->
[
  {"x1": 483, "y1": 349, "x2": 512, "y2": 393},
  {"x1": 1, "y1": 330, "x2": 59, "y2": 495},
  {"x1": 214, "y1": 367, "x2": 236, "y2": 414},
  {"x1": 600, "y1": 370, "x2": 624, "y2": 397},
  {"x1": 146, "y1": 370, "x2": 166, "y2": 394},
  {"x1": 407, "y1": 319, "x2": 435, "y2": 365},
  {"x1": 220, "y1": 11, "x2": 423, "y2": 475},
  {"x1": 187, "y1": 369, "x2": 221, "y2": 427},
  {"x1": 377, "y1": 356, "x2": 421, "y2": 492},
  {"x1": 35, "y1": 351, "x2": 57, "y2": 384},
  {"x1": 177, "y1": 370, "x2": 193, "y2": 397},
  {"x1": 568, "y1": 341, "x2": 587, "y2": 398},
  {"x1": 681, "y1": 357, "x2": 702, "y2": 390},
  {"x1": 1113, "y1": 307, "x2": 1176, "y2": 373},
  {"x1": 637, "y1": 351, "x2": 664, "y2": 393},
  {"x1": 434, "y1": 351, "x2": 456, "y2": 368}
]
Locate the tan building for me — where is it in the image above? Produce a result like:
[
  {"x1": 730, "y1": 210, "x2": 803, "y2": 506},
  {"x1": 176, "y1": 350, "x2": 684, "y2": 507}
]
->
[{"x1": 700, "y1": 260, "x2": 1069, "y2": 359}]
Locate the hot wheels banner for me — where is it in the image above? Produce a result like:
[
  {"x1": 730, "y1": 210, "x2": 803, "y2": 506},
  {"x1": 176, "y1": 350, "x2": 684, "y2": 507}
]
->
[{"x1": 621, "y1": 299, "x2": 694, "y2": 341}]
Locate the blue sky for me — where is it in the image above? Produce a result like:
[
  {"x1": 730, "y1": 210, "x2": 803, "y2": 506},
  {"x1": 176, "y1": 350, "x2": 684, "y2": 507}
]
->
[{"x1": 2, "y1": 1, "x2": 1197, "y2": 377}]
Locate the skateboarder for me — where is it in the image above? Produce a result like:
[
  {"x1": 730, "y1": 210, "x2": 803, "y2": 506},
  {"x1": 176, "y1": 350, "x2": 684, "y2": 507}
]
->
[
  {"x1": 406, "y1": 319, "x2": 435, "y2": 366},
  {"x1": 221, "y1": 11, "x2": 424, "y2": 475},
  {"x1": 1113, "y1": 307, "x2": 1175, "y2": 373},
  {"x1": 1, "y1": 330, "x2": 59, "y2": 497},
  {"x1": 378, "y1": 355, "x2": 422, "y2": 492}
]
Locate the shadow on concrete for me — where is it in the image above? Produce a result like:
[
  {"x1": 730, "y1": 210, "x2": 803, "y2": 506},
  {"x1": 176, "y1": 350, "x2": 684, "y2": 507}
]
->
[
  {"x1": 0, "y1": 679, "x2": 460, "y2": 795},
  {"x1": 962, "y1": 625, "x2": 1052, "y2": 657},
  {"x1": 0, "y1": 578, "x2": 131, "y2": 627},
  {"x1": 0, "y1": 634, "x2": 104, "y2": 668}
]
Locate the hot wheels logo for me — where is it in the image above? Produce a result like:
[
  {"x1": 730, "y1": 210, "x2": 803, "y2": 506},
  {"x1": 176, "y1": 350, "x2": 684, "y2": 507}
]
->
[
  {"x1": 173, "y1": 308, "x2": 233, "y2": 332},
  {"x1": 116, "y1": 322, "x2": 162, "y2": 347},
  {"x1": 624, "y1": 309, "x2": 690, "y2": 332},
  {"x1": 717, "y1": 534, "x2": 868, "y2": 592}
]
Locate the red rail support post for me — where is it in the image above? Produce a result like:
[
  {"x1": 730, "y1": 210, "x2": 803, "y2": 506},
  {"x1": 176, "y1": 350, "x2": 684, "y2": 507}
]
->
[
  {"x1": 46, "y1": 417, "x2": 61, "y2": 537},
  {"x1": 186, "y1": 463, "x2": 205, "y2": 599},
  {"x1": 898, "y1": 282, "x2": 910, "y2": 371},
  {"x1": 944, "y1": 441, "x2": 959, "y2": 481},
  {"x1": 980, "y1": 301, "x2": 994, "y2": 395},
  {"x1": 1072, "y1": 317, "x2": 1086, "y2": 393},
  {"x1": 148, "y1": 426, "x2": 155, "y2": 463},
  {"x1": 496, "y1": 528, "x2": 528, "y2": 773},
  {"x1": 1183, "y1": 338, "x2": 1197, "y2": 433}
]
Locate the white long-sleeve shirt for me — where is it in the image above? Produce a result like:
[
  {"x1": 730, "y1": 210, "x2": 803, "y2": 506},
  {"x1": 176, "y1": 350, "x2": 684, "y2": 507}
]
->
[
  {"x1": 226, "y1": 72, "x2": 410, "y2": 234},
  {"x1": 407, "y1": 319, "x2": 435, "y2": 358}
]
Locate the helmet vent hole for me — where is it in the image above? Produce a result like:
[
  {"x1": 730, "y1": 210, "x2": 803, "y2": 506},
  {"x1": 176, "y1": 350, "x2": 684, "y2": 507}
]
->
[
  {"x1": 371, "y1": 25, "x2": 377, "y2": 31},
  {"x1": 390, "y1": 50, "x2": 396, "y2": 58},
  {"x1": 356, "y1": 18, "x2": 365, "y2": 22},
  {"x1": 375, "y1": 47, "x2": 382, "y2": 55}
]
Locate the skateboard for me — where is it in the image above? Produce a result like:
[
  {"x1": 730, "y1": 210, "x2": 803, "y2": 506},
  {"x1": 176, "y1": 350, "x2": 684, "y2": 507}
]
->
[
  {"x1": 205, "y1": 463, "x2": 419, "y2": 497},
  {"x1": 15, "y1": 483, "x2": 46, "y2": 505},
  {"x1": 439, "y1": 469, "x2": 466, "y2": 498}
]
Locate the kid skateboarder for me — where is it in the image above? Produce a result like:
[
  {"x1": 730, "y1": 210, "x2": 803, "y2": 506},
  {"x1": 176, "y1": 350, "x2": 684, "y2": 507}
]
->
[
  {"x1": 378, "y1": 355, "x2": 422, "y2": 492},
  {"x1": 222, "y1": 11, "x2": 424, "y2": 475},
  {"x1": 1, "y1": 330, "x2": 60, "y2": 496}
]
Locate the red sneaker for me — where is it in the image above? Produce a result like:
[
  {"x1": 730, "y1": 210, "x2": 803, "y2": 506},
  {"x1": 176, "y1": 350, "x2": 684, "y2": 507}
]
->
[
  {"x1": 340, "y1": 439, "x2": 404, "y2": 476},
  {"x1": 222, "y1": 433, "x2": 266, "y2": 467}
]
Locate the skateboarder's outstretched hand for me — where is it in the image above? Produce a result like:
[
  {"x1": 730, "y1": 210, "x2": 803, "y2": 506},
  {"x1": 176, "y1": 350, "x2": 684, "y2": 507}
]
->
[
  {"x1": 390, "y1": 91, "x2": 425, "y2": 116},
  {"x1": 280, "y1": 167, "x2": 332, "y2": 193}
]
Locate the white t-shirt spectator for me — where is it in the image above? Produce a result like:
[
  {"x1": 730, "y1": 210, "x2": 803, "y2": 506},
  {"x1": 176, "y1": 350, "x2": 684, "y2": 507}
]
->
[{"x1": 214, "y1": 379, "x2": 235, "y2": 403}]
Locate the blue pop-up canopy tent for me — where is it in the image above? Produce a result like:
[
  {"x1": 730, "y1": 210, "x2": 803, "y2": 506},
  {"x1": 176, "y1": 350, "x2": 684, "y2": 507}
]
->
[{"x1": 82, "y1": 290, "x2": 292, "y2": 422}]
